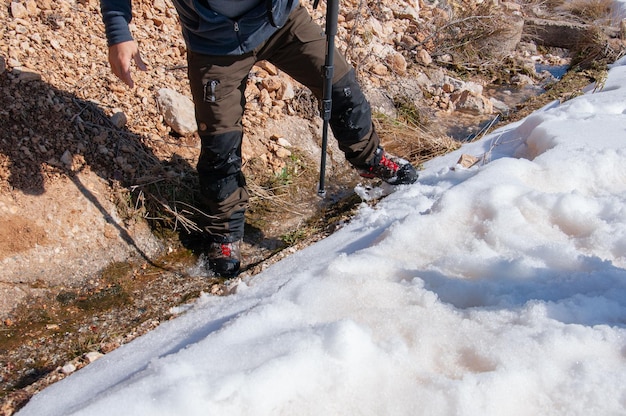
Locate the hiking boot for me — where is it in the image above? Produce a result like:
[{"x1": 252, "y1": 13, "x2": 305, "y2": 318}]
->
[
  {"x1": 207, "y1": 241, "x2": 241, "y2": 278},
  {"x1": 359, "y1": 147, "x2": 418, "y2": 185}
]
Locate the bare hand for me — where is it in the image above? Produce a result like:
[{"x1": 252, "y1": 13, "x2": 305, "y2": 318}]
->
[{"x1": 107, "y1": 40, "x2": 147, "y2": 88}]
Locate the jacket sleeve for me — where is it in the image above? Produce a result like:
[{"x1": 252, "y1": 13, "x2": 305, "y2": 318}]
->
[{"x1": 100, "y1": 0, "x2": 134, "y2": 46}]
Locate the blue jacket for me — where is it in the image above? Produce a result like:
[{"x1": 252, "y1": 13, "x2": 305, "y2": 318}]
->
[{"x1": 100, "y1": 0, "x2": 299, "y2": 55}]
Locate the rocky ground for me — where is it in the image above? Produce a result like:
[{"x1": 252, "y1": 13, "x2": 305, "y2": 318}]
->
[{"x1": 1, "y1": 0, "x2": 624, "y2": 413}]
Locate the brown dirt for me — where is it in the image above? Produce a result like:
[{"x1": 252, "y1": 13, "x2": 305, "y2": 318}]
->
[{"x1": 0, "y1": 217, "x2": 47, "y2": 259}]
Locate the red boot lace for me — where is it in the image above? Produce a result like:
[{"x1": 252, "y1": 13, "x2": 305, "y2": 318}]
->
[
  {"x1": 221, "y1": 244, "x2": 232, "y2": 257},
  {"x1": 374, "y1": 154, "x2": 399, "y2": 175}
]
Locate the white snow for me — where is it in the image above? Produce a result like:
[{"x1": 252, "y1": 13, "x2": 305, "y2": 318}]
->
[{"x1": 17, "y1": 46, "x2": 626, "y2": 416}]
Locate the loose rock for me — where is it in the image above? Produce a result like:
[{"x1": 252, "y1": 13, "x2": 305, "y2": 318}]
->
[
  {"x1": 156, "y1": 88, "x2": 198, "y2": 135},
  {"x1": 10, "y1": 2, "x2": 29, "y2": 19}
]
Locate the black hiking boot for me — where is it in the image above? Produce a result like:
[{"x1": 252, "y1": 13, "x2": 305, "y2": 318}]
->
[
  {"x1": 207, "y1": 241, "x2": 241, "y2": 278},
  {"x1": 359, "y1": 147, "x2": 418, "y2": 185}
]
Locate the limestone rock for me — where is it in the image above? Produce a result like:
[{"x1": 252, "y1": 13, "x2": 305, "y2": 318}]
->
[
  {"x1": 522, "y1": 18, "x2": 595, "y2": 49},
  {"x1": 457, "y1": 154, "x2": 480, "y2": 168},
  {"x1": 61, "y1": 363, "x2": 77, "y2": 375},
  {"x1": 256, "y1": 61, "x2": 279, "y2": 76},
  {"x1": 390, "y1": 3, "x2": 420, "y2": 22},
  {"x1": 15, "y1": 68, "x2": 42, "y2": 82},
  {"x1": 416, "y1": 49, "x2": 432, "y2": 66},
  {"x1": 276, "y1": 78, "x2": 295, "y2": 101},
  {"x1": 261, "y1": 77, "x2": 281, "y2": 93},
  {"x1": 371, "y1": 63, "x2": 388, "y2": 76},
  {"x1": 387, "y1": 52, "x2": 407, "y2": 75},
  {"x1": 25, "y1": 0, "x2": 38, "y2": 15},
  {"x1": 156, "y1": 88, "x2": 197, "y2": 135},
  {"x1": 490, "y1": 97, "x2": 510, "y2": 114},
  {"x1": 110, "y1": 111, "x2": 128, "y2": 129},
  {"x1": 450, "y1": 90, "x2": 493, "y2": 115},
  {"x1": 84, "y1": 351, "x2": 104, "y2": 363},
  {"x1": 10, "y1": 2, "x2": 29, "y2": 19},
  {"x1": 154, "y1": 0, "x2": 167, "y2": 12},
  {"x1": 60, "y1": 150, "x2": 73, "y2": 167},
  {"x1": 477, "y1": 14, "x2": 524, "y2": 57}
]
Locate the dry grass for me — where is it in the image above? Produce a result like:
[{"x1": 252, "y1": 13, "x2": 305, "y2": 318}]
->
[
  {"x1": 373, "y1": 112, "x2": 460, "y2": 167},
  {"x1": 425, "y1": 1, "x2": 521, "y2": 70},
  {"x1": 520, "y1": 0, "x2": 615, "y2": 21},
  {"x1": 246, "y1": 181, "x2": 307, "y2": 217},
  {"x1": 558, "y1": 0, "x2": 617, "y2": 23},
  {"x1": 570, "y1": 27, "x2": 626, "y2": 69}
]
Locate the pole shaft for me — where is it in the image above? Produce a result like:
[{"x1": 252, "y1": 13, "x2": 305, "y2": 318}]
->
[{"x1": 317, "y1": 0, "x2": 339, "y2": 198}]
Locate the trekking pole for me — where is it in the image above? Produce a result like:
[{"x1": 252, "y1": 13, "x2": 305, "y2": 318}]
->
[{"x1": 314, "y1": 0, "x2": 339, "y2": 198}]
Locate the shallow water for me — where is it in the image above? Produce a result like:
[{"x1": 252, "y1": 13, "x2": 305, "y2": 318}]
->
[
  {"x1": 440, "y1": 83, "x2": 545, "y2": 142},
  {"x1": 439, "y1": 63, "x2": 569, "y2": 142}
]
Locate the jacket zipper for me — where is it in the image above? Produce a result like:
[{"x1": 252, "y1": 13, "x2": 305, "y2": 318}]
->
[{"x1": 234, "y1": 21, "x2": 243, "y2": 54}]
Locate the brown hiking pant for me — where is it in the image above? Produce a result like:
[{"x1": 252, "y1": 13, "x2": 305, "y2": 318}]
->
[{"x1": 187, "y1": 4, "x2": 380, "y2": 242}]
